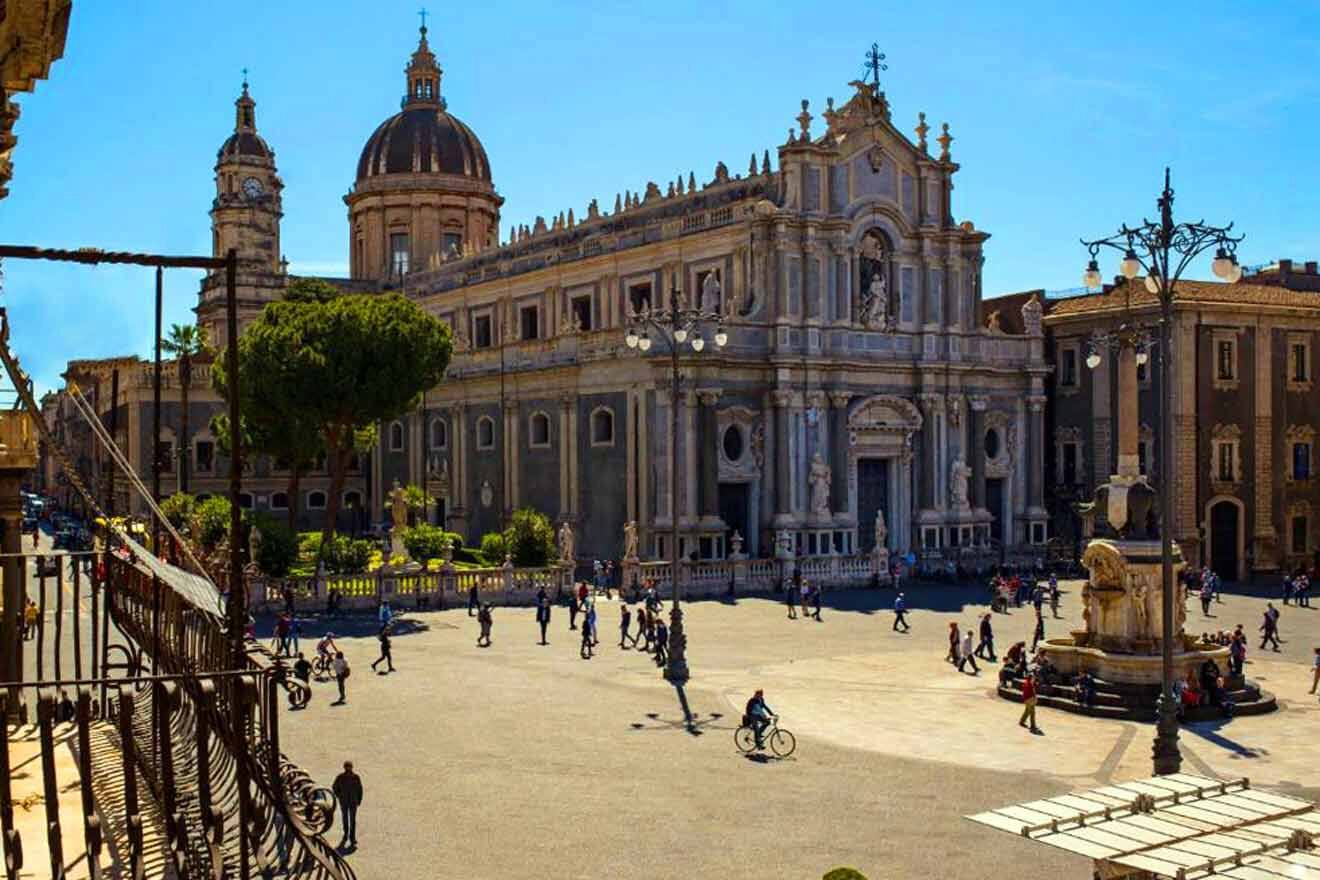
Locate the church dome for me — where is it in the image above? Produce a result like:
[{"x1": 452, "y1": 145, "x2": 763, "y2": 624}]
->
[
  {"x1": 218, "y1": 130, "x2": 272, "y2": 161},
  {"x1": 355, "y1": 107, "x2": 489, "y2": 182},
  {"x1": 354, "y1": 23, "x2": 490, "y2": 184}
]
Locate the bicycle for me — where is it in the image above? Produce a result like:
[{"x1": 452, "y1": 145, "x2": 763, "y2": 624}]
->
[
  {"x1": 734, "y1": 715, "x2": 796, "y2": 758},
  {"x1": 312, "y1": 652, "x2": 335, "y2": 678}
]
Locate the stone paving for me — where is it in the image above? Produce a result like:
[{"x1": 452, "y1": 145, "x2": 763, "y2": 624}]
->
[{"x1": 276, "y1": 579, "x2": 1320, "y2": 879}]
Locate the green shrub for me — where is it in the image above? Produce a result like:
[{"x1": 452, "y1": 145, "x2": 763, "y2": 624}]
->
[
  {"x1": 323, "y1": 534, "x2": 373, "y2": 574},
  {"x1": 192, "y1": 496, "x2": 232, "y2": 549},
  {"x1": 160, "y1": 493, "x2": 196, "y2": 532},
  {"x1": 823, "y1": 869, "x2": 868, "y2": 880},
  {"x1": 248, "y1": 514, "x2": 298, "y2": 577},
  {"x1": 504, "y1": 507, "x2": 556, "y2": 567},
  {"x1": 400, "y1": 524, "x2": 461, "y2": 562},
  {"x1": 479, "y1": 531, "x2": 508, "y2": 564}
]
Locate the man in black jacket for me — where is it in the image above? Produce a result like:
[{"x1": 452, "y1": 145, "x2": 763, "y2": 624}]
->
[
  {"x1": 975, "y1": 613, "x2": 996, "y2": 661},
  {"x1": 332, "y1": 761, "x2": 363, "y2": 849}
]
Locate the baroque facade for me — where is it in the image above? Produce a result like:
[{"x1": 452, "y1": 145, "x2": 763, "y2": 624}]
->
[
  {"x1": 1044, "y1": 262, "x2": 1320, "y2": 580},
  {"x1": 48, "y1": 28, "x2": 1051, "y2": 560}
]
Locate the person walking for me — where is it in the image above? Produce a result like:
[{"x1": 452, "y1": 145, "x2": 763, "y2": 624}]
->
[
  {"x1": 580, "y1": 614, "x2": 594, "y2": 659},
  {"x1": 1048, "y1": 578, "x2": 1060, "y2": 619},
  {"x1": 22, "y1": 598, "x2": 38, "y2": 640},
  {"x1": 1309, "y1": 646, "x2": 1320, "y2": 695},
  {"x1": 1019, "y1": 673, "x2": 1041, "y2": 733},
  {"x1": 893, "y1": 592, "x2": 910, "y2": 632},
  {"x1": 477, "y1": 603, "x2": 493, "y2": 648},
  {"x1": 1260, "y1": 603, "x2": 1281, "y2": 652},
  {"x1": 785, "y1": 583, "x2": 798, "y2": 620},
  {"x1": 799, "y1": 580, "x2": 811, "y2": 618},
  {"x1": 637, "y1": 606, "x2": 650, "y2": 650},
  {"x1": 332, "y1": 761, "x2": 363, "y2": 850},
  {"x1": 332, "y1": 652, "x2": 349, "y2": 705},
  {"x1": 275, "y1": 613, "x2": 292, "y2": 656},
  {"x1": 586, "y1": 601, "x2": 599, "y2": 647},
  {"x1": 535, "y1": 596, "x2": 551, "y2": 645},
  {"x1": 619, "y1": 604, "x2": 634, "y2": 648},
  {"x1": 370, "y1": 624, "x2": 394, "y2": 673},
  {"x1": 1031, "y1": 610, "x2": 1046, "y2": 653},
  {"x1": 947, "y1": 621, "x2": 961, "y2": 664},
  {"x1": 568, "y1": 586, "x2": 580, "y2": 631},
  {"x1": 467, "y1": 583, "x2": 479, "y2": 616},
  {"x1": 1200, "y1": 581, "x2": 1214, "y2": 616},
  {"x1": 810, "y1": 583, "x2": 822, "y2": 621},
  {"x1": 975, "y1": 613, "x2": 996, "y2": 661},
  {"x1": 653, "y1": 619, "x2": 669, "y2": 667},
  {"x1": 958, "y1": 629, "x2": 980, "y2": 674}
]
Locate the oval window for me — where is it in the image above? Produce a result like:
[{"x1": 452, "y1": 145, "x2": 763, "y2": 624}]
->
[
  {"x1": 723, "y1": 425, "x2": 744, "y2": 462},
  {"x1": 985, "y1": 428, "x2": 1000, "y2": 460}
]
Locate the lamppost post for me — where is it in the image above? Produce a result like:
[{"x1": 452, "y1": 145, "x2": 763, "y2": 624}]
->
[
  {"x1": 626, "y1": 278, "x2": 728, "y2": 685},
  {"x1": 1081, "y1": 168, "x2": 1243, "y2": 776}
]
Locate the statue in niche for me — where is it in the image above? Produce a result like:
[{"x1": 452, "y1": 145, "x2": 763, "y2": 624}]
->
[
  {"x1": 700, "y1": 271, "x2": 722, "y2": 313},
  {"x1": 862, "y1": 274, "x2": 889, "y2": 329},
  {"x1": 622, "y1": 520, "x2": 639, "y2": 561},
  {"x1": 949, "y1": 457, "x2": 971, "y2": 510},
  {"x1": 809, "y1": 452, "x2": 832, "y2": 516},
  {"x1": 858, "y1": 230, "x2": 890, "y2": 328},
  {"x1": 1130, "y1": 574, "x2": 1150, "y2": 642}
]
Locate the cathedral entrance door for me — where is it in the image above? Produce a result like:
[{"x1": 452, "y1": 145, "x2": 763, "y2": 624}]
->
[
  {"x1": 986, "y1": 478, "x2": 1006, "y2": 545},
  {"x1": 718, "y1": 483, "x2": 750, "y2": 554},
  {"x1": 1209, "y1": 500, "x2": 1240, "y2": 581},
  {"x1": 857, "y1": 458, "x2": 890, "y2": 553}
]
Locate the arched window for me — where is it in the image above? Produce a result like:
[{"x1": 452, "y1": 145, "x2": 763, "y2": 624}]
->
[
  {"x1": 476, "y1": 416, "x2": 495, "y2": 450},
  {"x1": 431, "y1": 419, "x2": 448, "y2": 449},
  {"x1": 389, "y1": 420, "x2": 405, "y2": 452},
  {"x1": 344, "y1": 490, "x2": 362, "y2": 508},
  {"x1": 270, "y1": 492, "x2": 289, "y2": 510},
  {"x1": 590, "y1": 407, "x2": 615, "y2": 447},
  {"x1": 307, "y1": 490, "x2": 327, "y2": 510},
  {"x1": 238, "y1": 492, "x2": 254, "y2": 510},
  {"x1": 529, "y1": 412, "x2": 551, "y2": 449}
]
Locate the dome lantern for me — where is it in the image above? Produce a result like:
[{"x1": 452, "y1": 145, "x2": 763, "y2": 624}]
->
[{"x1": 404, "y1": 20, "x2": 444, "y2": 110}]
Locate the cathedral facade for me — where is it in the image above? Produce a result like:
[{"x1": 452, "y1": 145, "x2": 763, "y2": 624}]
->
[{"x1": 53, "y1": 28, "x2": 1051, "y2": 562}]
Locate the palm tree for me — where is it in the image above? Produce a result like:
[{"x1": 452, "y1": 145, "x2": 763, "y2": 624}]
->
[{"x1": 161, "y1": 324, "x2": 209, "y2": 494}]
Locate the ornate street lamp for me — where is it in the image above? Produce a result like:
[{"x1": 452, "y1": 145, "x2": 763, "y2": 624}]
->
[
  {"x1": 1081, "y1": 168, "x2": 1243, "y2": 776},
  {"x1": 625, "y1": 276, "x2": 727, "y2": 685}
]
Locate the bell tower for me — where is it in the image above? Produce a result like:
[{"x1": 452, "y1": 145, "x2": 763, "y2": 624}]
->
[{"x1": 199, "y1": 76, "x2": 288, "y2": 347}]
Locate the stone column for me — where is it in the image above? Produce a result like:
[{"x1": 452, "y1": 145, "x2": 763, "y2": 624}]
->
[
  {"x1": 771, "y1": 389, "x2": 794, "y2": 521},
  {"x1": 918, "y1": 394, "x2": 942, "y2": 510},
  {"x1": 829, "y1": 392, "x2": 852, "y2": 517},
  {"x1": 683, "y1": 390, "x2": 699, "y2": 524},
  {"x1": 969, "y1": 396, "x2": 988, "y2": 511},
  {"x1": 698, "y1": 389, "x2": 722, "y2": 519},
  {"x1": 1027, "y1": 395, "x2": 1046, "y2": 511},
  {"x1": 1116, "y1": 341, "x2": 1140, "y2": 479}
]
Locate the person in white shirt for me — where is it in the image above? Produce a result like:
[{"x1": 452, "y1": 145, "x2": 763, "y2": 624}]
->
[
  {"x1": 332, "y1": 652, "x2": 350, "y2": 704},
  {"x1": 957, "y1": 628, "x2": 979, "y2": 674}
]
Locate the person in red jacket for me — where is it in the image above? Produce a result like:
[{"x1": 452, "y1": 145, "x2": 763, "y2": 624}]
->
[{"x1": 1019, "y1": 673, "x2": 1041, "y2": 733}]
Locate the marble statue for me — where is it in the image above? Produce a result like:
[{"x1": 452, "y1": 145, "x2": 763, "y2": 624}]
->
[
  {"x1": 775, "y1": 529, "x2": 794, "y2": 558},
  {"x1": 985, "y1": 310, "x2": 1002, "y2": 333},
  {"x1": 949, "y1": 457, "x2": 972, "y2": 510},
  {"x1": 873, "y1": 510, "x2": 888, "y2": 548},
  {"x1": 730, "y1": 531, "x2": 744, "y2": 557},
  {"x1": 557, "y1": 521, "x2": 576, "y2": 563},
  {"x1": 1130, "y1": 575, "x2": 1150, "y2": 640},
  {"x1": 622, "y1": 520, "x2": 639, "y2": 561},
  {"x1": 248, "y1": 523, "x2": 263, "y2": 566},
  {"x1": 808, "y1": 452, "x2": 832, "y2": 516},
  {"x1": 862, "y1": 273, "x2": 888, "y2": 329},
  {"x1": 388, "y1": 479, "x2": 409, "y2": 532},
  {"x1": 701, "y1": 272, "x2": 721, "y2": 313}
]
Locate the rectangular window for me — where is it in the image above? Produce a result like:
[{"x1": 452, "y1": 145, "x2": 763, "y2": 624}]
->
[
  {"x1": 1293, "y1": 516, "x2": 1308, "y2": 554},
  {"x1": 473, "y1": 314, "x2": 493, "y2": 349},
  {"x1": 1216, "y1": 340, "x2": 1235, "y2": 380},
  {"x1": 1060, "y1": 349, "x2": 1078, "y2": 388},
  {"x1": 572, "y1": 295, "x2": 593, "y2": 332},
  {"x1": 159, "y1": 441, "x2": 174, "y2": 474},
  {"x1": 195, "y1": 440, "x2": 214, "y2": 474},
  {"x1": 519, "y1": 305, "x2": 539, "y2": 341},
  {"x1": 1062, "y1": 442, "x2": 1079, "y2": 484},
  {"x1": 442, "y1": 232, "x2": 463, "y2": 259},
  {"x1": 1293, "y1": 343, "x2": 1309, "y2": 382},
  {"x1": 1294, "y1": 443, "x2": 1311, "y2": 480},
  {"x1": 390, "y1": 232, "x2": 410, "y2": 278},
  {"x1": 628, "y1": 282, "x2": 652, "y2": 316},
  {"x1": 1217, "y1": 444, "x2": 1235, "y2": 482}
]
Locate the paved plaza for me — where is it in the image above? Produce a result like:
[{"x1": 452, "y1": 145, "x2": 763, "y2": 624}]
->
[{"x1": 272, "y1": 580, "x2": 1320, "y2": 879}]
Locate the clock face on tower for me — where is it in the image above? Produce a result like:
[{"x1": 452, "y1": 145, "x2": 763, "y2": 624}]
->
[{"x1": 242, "y1": 176, "x2": 264, "y2": 199}]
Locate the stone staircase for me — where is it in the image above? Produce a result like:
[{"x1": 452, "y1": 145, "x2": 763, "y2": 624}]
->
[{"x1": 997, "y1": 672, "x2": 1277, "y2": 722}]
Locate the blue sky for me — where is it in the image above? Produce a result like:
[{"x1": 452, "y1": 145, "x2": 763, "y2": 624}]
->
[{"x1": 2, "y1": 1, "x2": 1316, "y2": 393}]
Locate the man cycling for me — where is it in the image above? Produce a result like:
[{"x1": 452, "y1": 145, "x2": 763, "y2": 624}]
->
[
  {"x1": 316, "y1": 632, "x2": 339, "y2": 665},
  {"x1": 744, "y1": 689, "x2": 775, "y2": 750}
]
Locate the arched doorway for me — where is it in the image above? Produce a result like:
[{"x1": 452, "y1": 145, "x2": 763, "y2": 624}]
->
[{"x1": 1208, "y1": 498, "x2": 1241, "y2": 581}]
